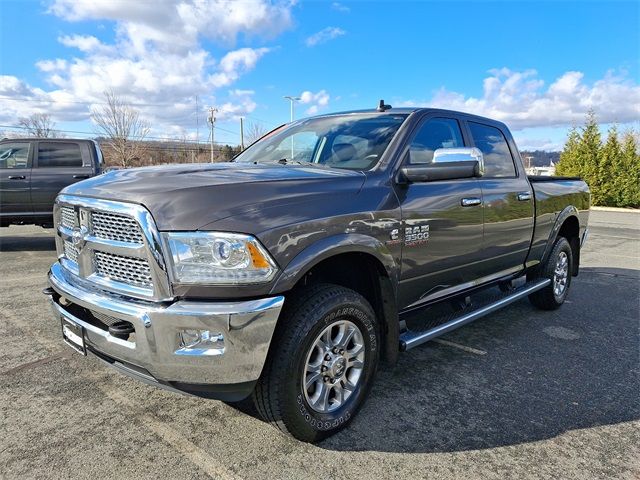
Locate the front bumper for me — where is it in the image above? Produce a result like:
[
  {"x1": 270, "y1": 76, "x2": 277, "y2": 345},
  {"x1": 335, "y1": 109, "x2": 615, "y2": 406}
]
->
[{"x1": 46, "y1": 262, "x2": 284, "y2": 400}]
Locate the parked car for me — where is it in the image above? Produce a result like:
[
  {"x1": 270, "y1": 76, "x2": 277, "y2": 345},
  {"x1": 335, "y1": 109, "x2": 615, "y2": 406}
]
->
[
  {"x1": 0, "y1": 138, "x2": 103, "y2": 227},
  {"x1": 44, "y1": 105, "x2": 589, "y2": 442}
]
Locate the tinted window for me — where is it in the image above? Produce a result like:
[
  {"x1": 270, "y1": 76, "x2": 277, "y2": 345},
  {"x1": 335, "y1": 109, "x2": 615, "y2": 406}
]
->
[
  {"x1": 468, "y1": 122, "x2": 516, "y2": 177},
  {"x1": 409, "y1": 118, "x2": 464, "y2": 164},
  {"x1": 0, "y1": 142, "x2": 30, "y2": 169},
  {"x1": 37, "y1": 142, "x2": 83, "y2": 167}
]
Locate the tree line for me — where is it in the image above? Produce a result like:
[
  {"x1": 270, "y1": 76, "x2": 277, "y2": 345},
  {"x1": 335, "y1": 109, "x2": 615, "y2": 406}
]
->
[{"x1": 555, "y1": 111, "x2": 639, "y2": 208}]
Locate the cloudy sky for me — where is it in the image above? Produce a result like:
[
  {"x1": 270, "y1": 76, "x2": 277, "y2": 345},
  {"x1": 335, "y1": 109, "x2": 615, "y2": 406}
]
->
[{"x1": 1, "y1": 0, "x2": 638, "y2": 150}]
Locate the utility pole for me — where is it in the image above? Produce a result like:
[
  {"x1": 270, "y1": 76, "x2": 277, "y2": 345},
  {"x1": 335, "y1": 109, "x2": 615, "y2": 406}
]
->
[
  {"x1": 208, "y1": 107, "x2": 218, "y2": 163},
  {"x1": 240, "y1": 117, "x2": 245, "y2": 151},
  {"x1": 195, "y1": 95, "x2": 199, "y2": 144},
  {"x1": 283, "y1": 96, "x2": 300, "y2": 159}
]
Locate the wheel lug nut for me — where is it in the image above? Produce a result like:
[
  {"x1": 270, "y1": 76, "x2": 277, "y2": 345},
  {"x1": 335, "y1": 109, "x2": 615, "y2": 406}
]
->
[
  {"x1": 339, "y1": 349, "x2": 344, "y2": 355},
  {"x1": 321, "y1": 366, "x2": 327, "y2": 372},
  {"x1": 323, "y1": 376, "x2": 330, "y2": 382},
  {"x1": 325, "y1": 354, "x2": 331, "y2": 361}
]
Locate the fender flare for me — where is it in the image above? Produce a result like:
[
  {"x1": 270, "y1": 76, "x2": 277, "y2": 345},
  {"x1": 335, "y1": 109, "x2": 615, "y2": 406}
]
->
[
  {"x1": 539, "y1": 205, "x2": 580, "y2": 271},
  {"x1": 270, "y1": 233, "x2": 401, "y2": 364},
  {"x1": 270, "y1": 233, "x2": 399, "y2": 294}
]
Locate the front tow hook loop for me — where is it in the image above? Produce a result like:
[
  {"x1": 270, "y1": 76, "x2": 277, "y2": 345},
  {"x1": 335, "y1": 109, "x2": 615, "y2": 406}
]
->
[{"x1": 42, "y1": 287, "x2": 55, "y2": 296}]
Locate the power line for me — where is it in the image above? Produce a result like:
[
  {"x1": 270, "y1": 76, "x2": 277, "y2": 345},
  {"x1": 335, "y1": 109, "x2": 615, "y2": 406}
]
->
[
  {"x1": 0, "y1": 95, "x2": 274, "y2": 133},
  {"x1": 0, "y1": 123, "x2": 239, "y2": 141}
]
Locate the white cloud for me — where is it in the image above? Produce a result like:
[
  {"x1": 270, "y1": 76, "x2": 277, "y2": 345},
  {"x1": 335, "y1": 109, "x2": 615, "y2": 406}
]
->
[
  {"x1": 0, "y1": 0, "x2": 295, "y2": 137},
  {"x1": 210, "y1": 48, "x2": 271, "y2": 87},
  {"x1": 331, "y1": 2, "x2": 350, "y2": 13},
  {"x1": 218, "y1": 89, "x2": 258, "y2": 120},
  {"x1": 305, "y1": 27, "x2": 346, "y2": 47},
  {"x1": 299, "y1": 89, "x2": 330, "y2": 114},
  {"x1": 58, "y1": 34, "x2": 113, "y2": 54},
  {"x1": 404, "y1": 68, "x2": 640, "y2": 130}
]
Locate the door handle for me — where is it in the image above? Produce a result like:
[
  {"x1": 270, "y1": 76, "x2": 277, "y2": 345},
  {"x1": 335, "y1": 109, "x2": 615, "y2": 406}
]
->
[
  {"x1": 73, "y1": 174, "x2": 90, "y2": 179},
  {"x1": 461, "y1": 197, "x2": 482, "y2": 207},
  {"x1": 517, "y1": 192, "x2": 532, "y2": 201},
  {"x1": 7, "y1": 175, "x2": 26, "y2": 180}
]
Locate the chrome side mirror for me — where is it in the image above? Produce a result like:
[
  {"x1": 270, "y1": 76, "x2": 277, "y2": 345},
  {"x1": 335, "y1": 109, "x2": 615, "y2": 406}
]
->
[{"x1": 432, "y1": 147, "x2": 485, "y2": 176}]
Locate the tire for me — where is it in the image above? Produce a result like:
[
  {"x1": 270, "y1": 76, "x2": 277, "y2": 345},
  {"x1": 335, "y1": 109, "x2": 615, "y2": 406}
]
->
[
  {"x1": 252, "y1": 283, "x2": 380, "y2": 443},
  {"x1": 529, "y1": 236, "x2": 573, "y2": 310}
]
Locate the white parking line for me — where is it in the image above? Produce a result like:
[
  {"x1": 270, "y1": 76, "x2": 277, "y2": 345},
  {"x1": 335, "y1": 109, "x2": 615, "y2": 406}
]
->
[
  {"x1": 433, "y1": 338, "x2": 487, "y2": 356},
  {"x1": 98, "y1": 385, "x2": 243, "y2": 480}
]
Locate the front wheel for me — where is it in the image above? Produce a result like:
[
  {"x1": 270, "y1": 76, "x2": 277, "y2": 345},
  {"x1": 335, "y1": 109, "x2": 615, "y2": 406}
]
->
[
  {"x1": 529, "y1": 236, "x2": 573, "y2": 310},
  {"x1": 252, "y1": 284, "x2": 380, "y2": 443}
]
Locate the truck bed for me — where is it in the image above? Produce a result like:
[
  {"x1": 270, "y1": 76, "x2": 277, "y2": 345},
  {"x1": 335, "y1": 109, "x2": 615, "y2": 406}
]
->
[{"x1": 528, "y1": 176, "x2": 590, "y2": 263}]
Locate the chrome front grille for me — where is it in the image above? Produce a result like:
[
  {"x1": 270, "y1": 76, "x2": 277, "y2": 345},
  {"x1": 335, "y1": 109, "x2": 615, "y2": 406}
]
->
[
  {"x1": 94, "y1": 251, "x2": 153, "y2": 288},
  {"x1": 54, "y1": 195, "x2": 172, "y2": 301},
  {"x1": 61, "y1": 207, "x2": 76, "y2": 229},
  {"x1": 92, "y1": 211, "x2": 144, "y2": 243},
  {"x1": 63, "y1": 240, "x2": 79, "y2": 264}
]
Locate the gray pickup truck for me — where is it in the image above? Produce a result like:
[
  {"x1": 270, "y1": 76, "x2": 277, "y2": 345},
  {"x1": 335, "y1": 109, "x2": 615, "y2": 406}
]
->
[
  {"x1": 44, "y1": 106, "x2": 589, "y2": 442},
  {"x1": 0, "y1": 138, "x2": 103, "y2": 227}
]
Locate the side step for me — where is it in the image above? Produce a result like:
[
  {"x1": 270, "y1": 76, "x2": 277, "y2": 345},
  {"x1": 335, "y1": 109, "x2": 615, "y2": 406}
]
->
[{"x1": 399, "y1": 278, "x2": 551, "y2": 351}]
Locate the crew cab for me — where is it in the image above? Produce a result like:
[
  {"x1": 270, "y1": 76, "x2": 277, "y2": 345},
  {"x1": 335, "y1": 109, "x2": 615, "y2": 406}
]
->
[
  {"x1": 44, "y1": 106, "x2": 589, "y2": 442},
  {"x1": 0, "y1": 138, "x2": 103, "y2": 227}
]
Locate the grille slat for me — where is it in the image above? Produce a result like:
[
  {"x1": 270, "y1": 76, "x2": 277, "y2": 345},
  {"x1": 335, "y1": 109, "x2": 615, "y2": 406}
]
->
[
  {"x1": 92, "y1": 211, "x2": 144, "y2": 244},
  {"x1": 60, "y1": 207, "x2": 76, "y2": 229},
  {"x1": 94, "y1": 251, "x2": 153, "y2": 289},
  {"x1": 63, "y1": 240, "x2": 79, "y2": 264}
]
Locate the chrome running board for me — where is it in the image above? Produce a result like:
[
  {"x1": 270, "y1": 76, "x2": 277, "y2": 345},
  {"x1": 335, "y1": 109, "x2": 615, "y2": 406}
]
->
[{"x1": 399, "y1": 278, "x2": 551, "y2": 351}]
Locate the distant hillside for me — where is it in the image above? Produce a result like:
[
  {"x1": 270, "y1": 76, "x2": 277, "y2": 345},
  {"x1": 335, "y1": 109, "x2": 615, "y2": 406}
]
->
[{"x1": 520, "y1": 150, "x2": 560, "y2": 168}]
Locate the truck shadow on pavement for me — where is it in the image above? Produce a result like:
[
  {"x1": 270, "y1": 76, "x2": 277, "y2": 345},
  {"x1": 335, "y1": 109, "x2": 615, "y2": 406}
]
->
[
  {"x1": 0, "y1": 233, "x2": 56, "y2": 252},
  {"x1": 316, "y1": 267, "x2": 639, "y2": 453}
]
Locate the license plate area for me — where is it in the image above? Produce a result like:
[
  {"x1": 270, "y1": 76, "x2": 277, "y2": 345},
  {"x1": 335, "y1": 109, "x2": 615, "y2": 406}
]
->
[{"x1": 61, "y1": 316, "x2": 86, "y2": 355}]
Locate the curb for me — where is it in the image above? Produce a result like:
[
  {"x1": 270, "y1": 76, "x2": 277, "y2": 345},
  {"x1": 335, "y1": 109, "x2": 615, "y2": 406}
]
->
[{"x1": 590, "y1": 206, "x2": 640, "y2": 213}]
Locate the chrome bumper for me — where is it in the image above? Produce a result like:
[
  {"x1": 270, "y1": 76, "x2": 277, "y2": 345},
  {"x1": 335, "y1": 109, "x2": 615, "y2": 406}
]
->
[{"x1": 47, "y1": 262, "x2": 284, "y2": 389}]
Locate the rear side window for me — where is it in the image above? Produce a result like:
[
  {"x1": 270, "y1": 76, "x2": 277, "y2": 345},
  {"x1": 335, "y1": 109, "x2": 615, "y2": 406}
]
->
[
  {"x1": 0, "y1": 142, "x2": 30, "y2": 169},
  {"x1": 408, "y1": 118, "x2": 464, "y2": 164},
  {"x1": 37, "y1": 142, "x2": 83, "y2": 167},
  {"x1": 468, "y1": 122, "x2": 516, "y2": 177}
]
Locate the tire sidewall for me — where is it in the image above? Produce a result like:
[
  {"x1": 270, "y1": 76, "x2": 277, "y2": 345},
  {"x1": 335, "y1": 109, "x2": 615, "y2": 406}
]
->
[
  {"x1": 549, "y1": 238, "x2": 573, "y2": 304},
  {"x1": 283, "y1": 293, "x2": 379, "y2": 439}
]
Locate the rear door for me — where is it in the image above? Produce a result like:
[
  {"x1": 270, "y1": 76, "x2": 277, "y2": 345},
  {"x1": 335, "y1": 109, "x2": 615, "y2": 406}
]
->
[
  {"x1": 0, "y1": 141, "x2": 33, "y2": 216},
  {"x1": 465, "y1": 120, "x2": 534, "y2": 277},
  {"x1": 396, "y1": 115, "x2": 485, "y2": 310},
  {"x1": 30, "y1": 141, "x2": 93, "y2": 216}
]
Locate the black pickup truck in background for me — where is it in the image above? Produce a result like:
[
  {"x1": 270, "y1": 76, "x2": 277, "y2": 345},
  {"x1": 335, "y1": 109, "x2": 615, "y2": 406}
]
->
[
  {"x1": 45, "y1": 106, "x2": 589, "y2": 442},
  {"x1": 0, "y1": 138, "x2": 103, "y2": 227}
]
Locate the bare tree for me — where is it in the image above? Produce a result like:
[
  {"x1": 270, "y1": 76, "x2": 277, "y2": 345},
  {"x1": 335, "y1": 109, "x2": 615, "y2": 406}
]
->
[
  {"x1": 245, "y1": 121, "x2": 269, "y2": 145},
  {"x1": 18, "y1": 113, "x2": 57, "y2": 138},
  {"x1": 91, "y1": 90, "x2": 150, "y2": 168}
]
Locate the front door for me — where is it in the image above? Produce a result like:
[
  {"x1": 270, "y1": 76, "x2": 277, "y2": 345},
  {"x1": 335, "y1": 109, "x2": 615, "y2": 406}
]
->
[
  {"x1": 396, "y1": 117, "x2": 484, "y2": 310},
  {"x1": 0, "y1": 141, "x2": 32, "y2": 216}
]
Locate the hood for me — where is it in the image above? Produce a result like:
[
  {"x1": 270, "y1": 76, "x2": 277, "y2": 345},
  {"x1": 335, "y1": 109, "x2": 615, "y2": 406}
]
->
[{"x1": 62, "y1": 162, "x2": 366, "y2": 230}]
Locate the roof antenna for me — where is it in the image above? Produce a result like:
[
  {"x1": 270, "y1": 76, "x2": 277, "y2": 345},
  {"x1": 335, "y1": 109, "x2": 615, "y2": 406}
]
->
[{"x1": 377, "y1": 99, "x2": 392, "y2": 112}]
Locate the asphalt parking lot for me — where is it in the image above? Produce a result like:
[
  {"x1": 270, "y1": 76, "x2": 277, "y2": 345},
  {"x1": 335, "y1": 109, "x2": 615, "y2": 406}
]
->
[{"x1": 1, "y1": 209, "x2": 638, "y2": 480}]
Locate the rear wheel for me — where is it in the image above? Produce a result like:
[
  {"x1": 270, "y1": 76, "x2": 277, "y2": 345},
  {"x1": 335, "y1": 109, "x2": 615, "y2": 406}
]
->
[
  {"x1": 252, "y1": 283, "x2": 379, "y2": 443},
  {"x1": 529, "y1": 236, "x2": 573, "y2": 310}
]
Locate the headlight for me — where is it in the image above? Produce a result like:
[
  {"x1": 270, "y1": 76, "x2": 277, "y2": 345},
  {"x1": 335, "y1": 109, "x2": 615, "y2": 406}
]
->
[{"x1": 162, "y1": 232, "x2": 277, "y2": 285}]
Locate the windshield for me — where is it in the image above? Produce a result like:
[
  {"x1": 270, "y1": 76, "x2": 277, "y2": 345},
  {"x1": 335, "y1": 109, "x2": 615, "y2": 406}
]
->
[{"x1": 234, "y1": 113, "x2": 408, "y2": 170}]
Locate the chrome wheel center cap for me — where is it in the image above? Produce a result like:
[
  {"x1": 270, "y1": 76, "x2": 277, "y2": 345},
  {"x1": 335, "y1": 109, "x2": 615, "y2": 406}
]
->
[{"x1": 329, "y1": 356, "x2": 346, "y2": 378}]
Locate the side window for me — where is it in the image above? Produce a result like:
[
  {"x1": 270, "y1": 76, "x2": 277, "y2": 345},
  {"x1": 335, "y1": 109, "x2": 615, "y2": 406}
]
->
[
  {"x1": 408, "y1": 118, "x2": 464, "y2": 164},
  {"x1": 0, "y1": 142, "x2": 30, "y2": 169},
  {"x1": 37, "y1": 142, "x2": 83, "y2": 168},
  {"x1": 468, "y1": 122, "x2": 516, "y2": 177}
]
